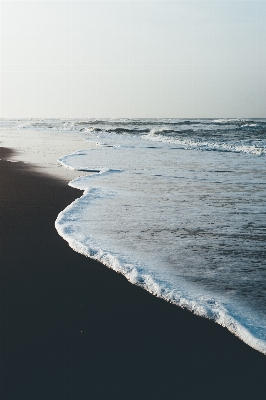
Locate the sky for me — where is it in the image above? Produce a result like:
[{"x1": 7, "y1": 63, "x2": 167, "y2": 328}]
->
[{"x1": 1, "y1": 1, "x2": 266, "y2": 118}]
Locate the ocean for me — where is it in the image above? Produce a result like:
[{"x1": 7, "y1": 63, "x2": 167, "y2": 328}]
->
[{"x1": 3, "y1": 118, "x2": 266, "y2": 354}]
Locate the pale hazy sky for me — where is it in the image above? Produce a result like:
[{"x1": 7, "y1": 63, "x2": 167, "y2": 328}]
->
[{"x1": 1, "y1": 1, "x2": 266, "y2": 118}]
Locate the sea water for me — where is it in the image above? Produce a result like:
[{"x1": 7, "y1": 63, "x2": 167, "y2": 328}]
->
[{"x1": 4, "y1": 118, "x2": 266, "y2": 354}]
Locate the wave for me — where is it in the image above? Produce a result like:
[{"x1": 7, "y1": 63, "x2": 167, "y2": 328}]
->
[
  {"x1": 15, "y1": 118, "x2": 266, "y2": 131},
  {"x1": 144, "y1": 131, "x2": 266, "y2": 156},
  {"x1": 13, "y1": 118, "x2": 266, "y2": 157}
]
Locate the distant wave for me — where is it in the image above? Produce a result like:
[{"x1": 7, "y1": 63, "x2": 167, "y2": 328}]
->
[
  {"x1": 144, "y1": 131, "x2": 266, "y2": 156},
  {"x1": 13, "y1": 118, "x2": 266, "y2": 156},
  {"x1": 15, "y1": 118, "x2": 266, "y2": 131}
]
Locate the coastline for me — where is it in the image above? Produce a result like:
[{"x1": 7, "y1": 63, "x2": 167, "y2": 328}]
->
[{"x1": 1, "y1": 146, "x2": 266, "y2": 399}]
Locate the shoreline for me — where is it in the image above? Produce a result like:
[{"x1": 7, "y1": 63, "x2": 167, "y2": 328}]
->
[{"x1": 1, "y1": 146, "x2": 266, "y2": 399}]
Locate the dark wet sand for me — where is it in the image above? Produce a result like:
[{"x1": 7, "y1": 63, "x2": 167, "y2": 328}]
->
[{"x1": 1, "y1": 147, "x2": 266, "y2": 400}]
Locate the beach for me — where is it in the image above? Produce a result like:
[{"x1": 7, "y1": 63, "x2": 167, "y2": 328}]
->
[
  {"x1": 2, "y1": 0, "x2": 266, "y2": 396},
  {"x1": 1, "y1": 145, "x2": 266, "y2": 400}
]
